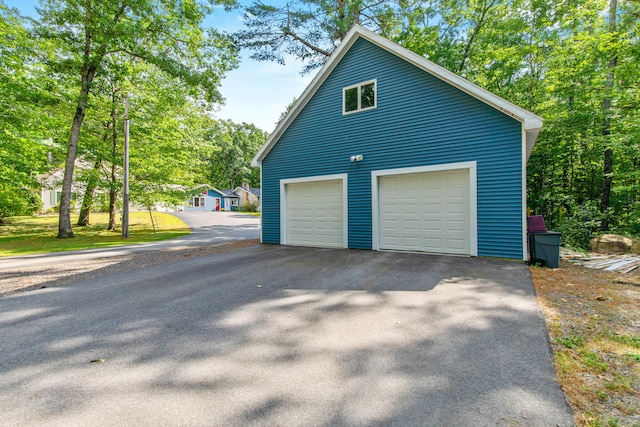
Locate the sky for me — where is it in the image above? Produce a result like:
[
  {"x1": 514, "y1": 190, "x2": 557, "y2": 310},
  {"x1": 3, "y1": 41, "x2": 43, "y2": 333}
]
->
[{"x1": 4, "y1": 0, "x2": 313, "y2": 133}]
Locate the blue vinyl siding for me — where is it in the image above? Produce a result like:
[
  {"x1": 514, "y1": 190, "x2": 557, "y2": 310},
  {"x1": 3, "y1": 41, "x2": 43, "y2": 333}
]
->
[
  {"x1": 208, "y1": 189, "x2": 225, "y2": 199},
  {"x1": 262, "y1": 38, "x2": 524, "y2": 259}
]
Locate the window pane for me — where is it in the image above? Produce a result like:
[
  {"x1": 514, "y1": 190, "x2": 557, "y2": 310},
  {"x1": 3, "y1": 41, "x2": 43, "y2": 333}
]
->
[
  {"x1": 345, "y1": 87, "x2": 358, "y2": 112},
  {"x1": 361, "y1": 83, "x2": 375, "y2": 109}
]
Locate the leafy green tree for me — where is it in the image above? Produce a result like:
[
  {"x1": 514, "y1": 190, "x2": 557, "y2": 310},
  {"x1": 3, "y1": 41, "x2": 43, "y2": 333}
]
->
[
  {"x1": 237, "y1": 0, "x2": 401, "y2": 73},
  {"x1": 527, "y1": 0, "x2": 639, "y2": 238},
  {"x1": 205, "y1": 121, "x2": 267, "y2": 190},
  {"x1": 126, "y1": 61, "x2": 218, "y2": 213},
  {"x1": 34, "y1": 0, "x2": 238, "y2": 238},
  {"x1": 70, "y1": 56, "x2": 136, "y2": 228},
  {"x1": 0, "y1": 2, "x2": 66, "y2": 221}
]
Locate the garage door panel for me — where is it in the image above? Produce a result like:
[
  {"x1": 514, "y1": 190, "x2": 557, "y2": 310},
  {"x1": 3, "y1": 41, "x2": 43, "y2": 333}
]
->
[
  {"x1": 402, "y1": 220, "x2": 420, "y2": 230},
  {"x1": 448, "y1": 191, "x2": 466, "y2": 199},
  {"x1": 448, "y1": 219, "x2": 466, "y2": 228},
  {"x1": 423, "y1": 220, "x2": 441, "y2": 231},
  {"x1": 382, "y1": 206, "x2": 399, "y2": 216},
  {"x1": 449, "y1": 209, "x2": 466, "y2": 218},
  {"x1": 400, "y1": 237, "x2": 420, "y2": 248},
  {"x1": 285, "y1": 179, "x2": 344, "y2": 248},
  {"x1": 447, "y1": 240, "x2": 467, "y2": 251},
  {"x1": 379, "y1": 169, "x2": 470, "y2": 255}
]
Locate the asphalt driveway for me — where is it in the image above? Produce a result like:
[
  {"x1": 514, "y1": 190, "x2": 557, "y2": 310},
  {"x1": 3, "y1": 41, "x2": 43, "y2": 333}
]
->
[{"x1": 0, "y1": 245, "x2": 574, "y2": 426}]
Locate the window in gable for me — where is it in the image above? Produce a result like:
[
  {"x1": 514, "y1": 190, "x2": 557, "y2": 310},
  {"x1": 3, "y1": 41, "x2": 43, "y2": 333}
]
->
[{"x1": 343, "y1": 80, "x2": 376, "y2": 114}]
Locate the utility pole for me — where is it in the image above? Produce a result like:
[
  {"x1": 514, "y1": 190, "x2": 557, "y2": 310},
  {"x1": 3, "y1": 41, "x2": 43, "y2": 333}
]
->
[{"x1": 122, "y1": 95, "x2": 130, "y2": 239}]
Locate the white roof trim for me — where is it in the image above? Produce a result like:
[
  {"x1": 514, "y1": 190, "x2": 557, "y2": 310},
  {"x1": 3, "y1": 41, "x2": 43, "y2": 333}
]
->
[{"x1": 251, "y1": 24, "x2": 543, "y2": 166}]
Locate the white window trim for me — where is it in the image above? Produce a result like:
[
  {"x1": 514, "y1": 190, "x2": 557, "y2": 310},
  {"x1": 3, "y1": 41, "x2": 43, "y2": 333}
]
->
[
  {"x1": 280, "y1": 174, "x2": 349, "y2": 248},
  {"x1": 190, "y1": 196, "x2": 206, "y2": 208},
  {"x1": 371, "y1": 162, "x2": 478, "y2": 256},
  {"x1": 342, "y1": 79, "x2": 377, "y2": 115}
]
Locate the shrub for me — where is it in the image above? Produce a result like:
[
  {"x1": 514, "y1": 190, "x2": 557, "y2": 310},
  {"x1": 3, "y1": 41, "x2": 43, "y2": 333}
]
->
[
  {"x1": 557, "y1": 200, "x2": 601, "y2": 249},
  {"x1": 0, "y1": 187, "x2": 43, "y2": 223},
  {"x1": 0, "y1": 207, "x2": 11, "y2": 224},
  {"x1": 240, "y1": 201, "x2": 259, "y2": 212}
]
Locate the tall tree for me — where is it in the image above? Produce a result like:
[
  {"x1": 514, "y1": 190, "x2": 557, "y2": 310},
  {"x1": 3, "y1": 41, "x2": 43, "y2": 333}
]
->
[
  {"x1": 35, "y1": 0, "x2": 238, "y2": 238},
  {"x1": 516, "y1": 0, "x2": 640, "y2": 244},
  {"x1": 76, "y1": 159, "x2": 101, "y2": 226},
  {"x1": 206, "y1": 121, "x2": 266, "y2": 190},
  {"x1": 72, "y1": 56, "x2": 131, "y2": 228},
  {"x1": 0, "y1": 2, "x2": 66, "y2": 221},
  {"x1": 599, "y1": 0, "x2": 617, "y2": 231},
  {"x1": 126, "y1": 60, "x2": 215, "y2": 213},
  {"x1": 237, "y1": 0, "x2": 401, "y2": 73}
]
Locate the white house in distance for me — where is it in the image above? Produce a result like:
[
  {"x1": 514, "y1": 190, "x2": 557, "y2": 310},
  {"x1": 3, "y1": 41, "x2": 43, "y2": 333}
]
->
[
  {"x1": 233, "y1": 183, "x2": 260, "y2": 207},
  {"x1": 39, "y1": 159, "x2": 101, "y2": 213}
]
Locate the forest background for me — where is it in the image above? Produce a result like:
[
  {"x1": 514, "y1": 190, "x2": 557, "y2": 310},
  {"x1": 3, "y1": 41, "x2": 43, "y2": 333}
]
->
[{"x1": 0, "y1": 0, "x2": 638, "y2": 248}]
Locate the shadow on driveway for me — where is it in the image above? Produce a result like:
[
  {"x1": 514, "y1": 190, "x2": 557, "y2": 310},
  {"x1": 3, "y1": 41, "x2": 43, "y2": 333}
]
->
[{"x1": 0, "y1": 245, "x2": 574, "y2": 426}]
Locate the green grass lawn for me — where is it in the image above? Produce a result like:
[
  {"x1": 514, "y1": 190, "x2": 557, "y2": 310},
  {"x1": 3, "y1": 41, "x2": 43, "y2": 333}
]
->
[{"x1": 0, "y1": 212, "x2": 190, "y2": 257}]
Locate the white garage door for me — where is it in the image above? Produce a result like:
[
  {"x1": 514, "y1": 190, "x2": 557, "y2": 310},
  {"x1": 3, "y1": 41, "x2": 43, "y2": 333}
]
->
[
  {"x1": 378, "y1": 169, "x2": 470, "y2": 255},
  {"x1": 285, "y1": 179, "x2": 344, "y2": 248}
]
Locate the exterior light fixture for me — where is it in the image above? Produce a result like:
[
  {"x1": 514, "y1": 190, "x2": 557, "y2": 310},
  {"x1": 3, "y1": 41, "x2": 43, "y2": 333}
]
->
[{"x1": 350, "y1": 154, "x2": 364, "y2": 162}]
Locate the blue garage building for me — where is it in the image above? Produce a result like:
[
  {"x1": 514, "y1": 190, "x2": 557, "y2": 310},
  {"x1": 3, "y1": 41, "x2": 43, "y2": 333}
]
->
[{"x1": 251, "y1": 25, "x2": 543, "y2": 260}]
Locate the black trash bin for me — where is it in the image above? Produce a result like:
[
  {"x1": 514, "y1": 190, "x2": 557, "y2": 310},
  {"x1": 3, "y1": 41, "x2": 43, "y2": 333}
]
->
[{"x1": 529, "y1": 232, "x2": 561, "y2": 268}]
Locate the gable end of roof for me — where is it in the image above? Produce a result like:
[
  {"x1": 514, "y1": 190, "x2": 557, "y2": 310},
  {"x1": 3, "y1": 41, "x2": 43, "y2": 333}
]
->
[{"x1": 251, "y1": 25, "x2": 543, "y2": 166}]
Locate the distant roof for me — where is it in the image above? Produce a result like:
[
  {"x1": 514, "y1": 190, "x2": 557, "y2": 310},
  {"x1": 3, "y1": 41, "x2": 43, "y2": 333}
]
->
[
  {"x1": 220, "y1": 189, "x2": 239, "y2": 198},
  {"x1": 234, "y1": 187, "x2": 260, "y2": 197}
]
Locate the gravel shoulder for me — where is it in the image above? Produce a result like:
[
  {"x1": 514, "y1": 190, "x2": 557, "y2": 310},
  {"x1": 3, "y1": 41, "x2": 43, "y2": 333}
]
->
[{"x1": 0, "y1": 239, "x2": 259, "y2": 297}]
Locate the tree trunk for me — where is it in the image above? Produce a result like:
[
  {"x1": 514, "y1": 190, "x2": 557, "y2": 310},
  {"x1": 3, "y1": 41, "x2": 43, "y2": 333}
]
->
[
  {"x1": 601, "y1": 147, "x2": 613, "y2": 230},
  {"x1": 57, "y1": 4, "x2": 125, "y2": 238},
  {"x1": 148, "y1": 207, "x2": 157, "y2": 234},
  {"x1": 77, "y1": 159, "x2": 101, "y2": 226},
  {"x1": 107, "y1": 91, "x2": 119, "y2": 231},
  {"x1": 57, "y1": 103, "x2": 86, "y2": 238},
  {"x1": 600, "y1": 0, "x2": 617, "y2": 231},
  {"x1": 457, "y1": 0, "x2": 497, "y2": 74},
  {"x1": 108, "y1": 189, "x2": 118, "y2": 230},
  {"x1": 57, "y1": 61, "x2": 101, "y2": 236}
]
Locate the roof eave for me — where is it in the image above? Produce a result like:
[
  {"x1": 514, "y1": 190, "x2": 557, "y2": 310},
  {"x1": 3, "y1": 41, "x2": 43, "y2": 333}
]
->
[{"x1": 251, "y1": 26, "x2": 363, "y2": 167}]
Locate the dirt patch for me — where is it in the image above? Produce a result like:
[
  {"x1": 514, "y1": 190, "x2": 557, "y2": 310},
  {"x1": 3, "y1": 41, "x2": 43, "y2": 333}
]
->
[
  {"x1": 531, "y1": 261, "x2": 640, "y2": 426},
  {"x1": 0, "y1": 239, "x2": 260, "y2": 297}
]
